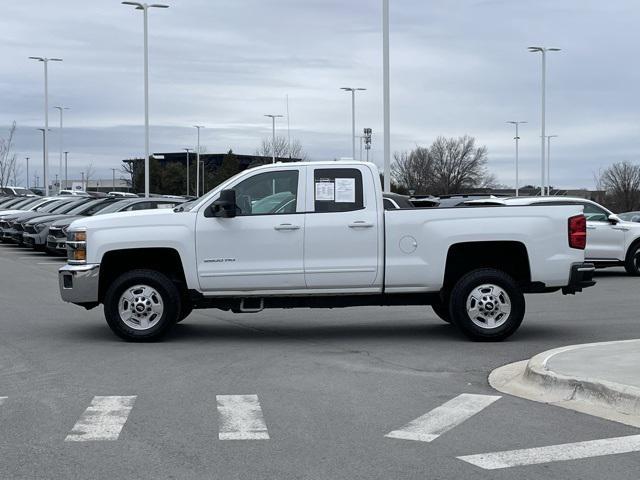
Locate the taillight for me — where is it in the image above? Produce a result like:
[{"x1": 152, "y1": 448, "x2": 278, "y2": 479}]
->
[{"x1": 568, "y1": 215, "x2": 586, "y2": 249}]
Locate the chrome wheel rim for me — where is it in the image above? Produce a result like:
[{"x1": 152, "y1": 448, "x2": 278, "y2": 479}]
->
[
  {"x1": 466, "y1": 284, "x2": 511, "y2": 329},
  {"x1": 118, "y1": 284, "x2": 164, "y2": 331}
]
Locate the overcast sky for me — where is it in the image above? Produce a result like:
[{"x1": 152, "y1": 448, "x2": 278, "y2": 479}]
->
[{"x1": 1, "y1": 0, "x2": 638, "y2": 189}]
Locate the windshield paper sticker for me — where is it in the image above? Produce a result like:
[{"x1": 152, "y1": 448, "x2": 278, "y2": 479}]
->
[
  {"x1": 334, "y1": 178, "x2": 355, "y2": 203},
  {"x1": 315, "y1": 181, "x2": 335, "y2": 201}
]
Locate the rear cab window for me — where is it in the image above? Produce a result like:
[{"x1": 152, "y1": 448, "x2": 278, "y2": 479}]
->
[{"x1": 311, "y1": 168, "x2": 364, "y2": 213}]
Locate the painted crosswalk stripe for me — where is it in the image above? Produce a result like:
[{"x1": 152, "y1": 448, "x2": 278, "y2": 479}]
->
[
  {"x1": 65, "y1": 396, "x2": 136, "y2": 442},
  {"x1": 386, "y1": 393, "x2": 501, "y2": 443},
  {"x1": 217, "y1": 394, "x2": 270, "y2": 440},
  {"x1": 458, "y1": 434, "x2": 640, "y2": 470}
]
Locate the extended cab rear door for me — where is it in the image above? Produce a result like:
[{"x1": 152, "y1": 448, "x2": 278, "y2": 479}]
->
[{"x1": 303, "y1": 165, "x2": 382, "y2": 290}]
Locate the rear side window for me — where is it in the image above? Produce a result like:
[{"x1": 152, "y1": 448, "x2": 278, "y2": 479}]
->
[{"x1": 313, "y1": 168, "x2": 364, "y2": 213}]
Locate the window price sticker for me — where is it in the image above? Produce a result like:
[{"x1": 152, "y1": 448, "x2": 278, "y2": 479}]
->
[
  {"x1": 335, "y1": 178, "x2": 355, "y2": 203},
  {"x1": 315, "y1": 180, "x2": 335, "y2": 201}
]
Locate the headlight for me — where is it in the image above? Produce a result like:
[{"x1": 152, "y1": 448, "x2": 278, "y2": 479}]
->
[
  {"x1": 35, "y1": 224, "x2": 46, "y2": 233},
  {"x1": 66, "y1": 230, "x2": 87, "y2": 263}
]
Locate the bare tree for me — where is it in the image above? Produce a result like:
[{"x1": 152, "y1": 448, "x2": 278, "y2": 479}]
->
[
  {"x1": 257, "y1": 136, "x2": 308, "y2": 160},
  {"x1": 391, "y1": 136, "x2": 493, "y2": 195},
  {"x1": 429, "y1": 136, "x2": 489, "y2": 194},
  {"x1": 391, "y1": 147, "x2": 432, "y2": 194},
  {"x1": 84, "y1": 162, "x2": 96, "y2": 189},
  {"x1": 0, "y1": 122, "x2": 17, "y2": 188},
  {"x1": 599, "y1": 161, "x2": 640, "y2": 212}
]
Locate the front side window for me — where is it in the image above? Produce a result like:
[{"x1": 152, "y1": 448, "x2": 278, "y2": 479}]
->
[{"x1": 233, "y1": 170, "x2": 299, "y2": 216}]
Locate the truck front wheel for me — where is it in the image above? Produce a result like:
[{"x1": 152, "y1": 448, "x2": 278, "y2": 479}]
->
[
  {"x1": 449, "y1": 268, "x2": 525, "y2": 342},
  {"x1": 104, "y1": 269, "x2": 181, "y2": 342}
]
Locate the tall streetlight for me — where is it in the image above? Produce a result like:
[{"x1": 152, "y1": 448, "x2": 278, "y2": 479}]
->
[
  {"x1": 506, "y1": 121, "x2": 527, "y2": 197},
  {"x1": 122, "y1": 2, "x2": 169, "y2": 198},
  {"x1": 64, "y1": 151, "x2": 69, "y2": 189},
  {"x1": 25, "y1": 157, "x2": 30, "y2": 189},
  {"x1": 545, "y1": 135, "x2": 558, "y2": 195},
  {"x1": 194, "y1": 125, "x2": 204, "y2": 197},
  {"x1": 382, "y1": 0, "x2": 390, "y2": 193},
  {"x1": 264, "y1": 114, "x2": 283, "y2": 163},
  {"x1": 183, "y1": 148, "x2": 192, "y2": 196},
  {"x1": 36, "y1": 128, "x2": 48, "y2": 192},
  {"x1": 29, "y1": 56, "x2": 62, "y2": 196},
  {"x1": 340, "y1": 87, "x2": 366, "y2": 161},
  {"x1": 528, "y1": 46, "x2": 560, "y2": 195},
  {"x1": 111, "y1": 168, "x2": 118, "y2": 189},
  {"x1": 54, "y1": 105, "x2": 70, "y2": 193}
]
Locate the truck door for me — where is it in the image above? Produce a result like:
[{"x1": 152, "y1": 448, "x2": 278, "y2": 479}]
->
[
  {"x1": 195, "y1": 166, "x2": 306, "y2": 292},
  {"x1": 303, "y1": 166, "x2": 381, "y2": 289}
]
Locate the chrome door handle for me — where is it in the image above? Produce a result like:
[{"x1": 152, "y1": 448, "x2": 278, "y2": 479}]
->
[
  {"x1": 274, "y1": 223, "x2": 300, "y2": 231},
  {"x1": 348, "y1": 221, "x2": 374, "y2": 228}
]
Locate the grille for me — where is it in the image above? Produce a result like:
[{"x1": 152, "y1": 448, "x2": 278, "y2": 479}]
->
[
  {"x1": 50, "y1": 227, "x2": 66, "y2": 239},
  {"x1": 24, "y1": 225, "x2": 37, "y2": 234}
]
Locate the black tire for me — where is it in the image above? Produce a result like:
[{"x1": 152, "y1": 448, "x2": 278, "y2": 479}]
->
[
  {"x1": 431, "y1": 298, "x2": 451, "y2": 323},
  {"x1": 103, "y1": 269, "x2": 181, "y2": 342},
  {"x1": 624, "y1": 243, "x2": 640, "y2": 276},
  {"x1": 449, "y1": 268, "x2": 525, "y2": 342}
]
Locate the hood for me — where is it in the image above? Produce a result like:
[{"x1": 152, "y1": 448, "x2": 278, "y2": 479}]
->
[
  {"x1": 25, "y1": 214, "x2": 74, "y2": 226},
  {"x1": 51, "y1": 215, "x2": 83, "y2": 228},
  {"x1": 0, "y1": 209, "x2": 31, "y2": 218},
  {"x1": 69, "y1": 208, "x2": 188, "y2": 232}
]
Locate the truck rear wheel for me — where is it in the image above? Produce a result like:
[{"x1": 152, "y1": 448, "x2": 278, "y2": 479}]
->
[
  {"x1": 449, "y1": 268, "x2": 524, "y2": 342},
  {"x1": 104, "y1": 269, "x2": 181, "y2": 342}
]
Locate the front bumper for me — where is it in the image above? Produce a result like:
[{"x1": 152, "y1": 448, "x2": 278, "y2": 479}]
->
[
  {"x1": 47, "y1": 235, "x2": 67, "y2": 252},
  {"x1": 23, "y1": 232, "x2": 46, "y2": 247},
  {"x1": 58, "y1": 263, "x2": 100, "y2": 305},
  {"x1": 562, "y1": 262, "x2": 596, "y2": 295}
]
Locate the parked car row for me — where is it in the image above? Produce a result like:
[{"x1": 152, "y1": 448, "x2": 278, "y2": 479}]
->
[{"x1": 0, "y1": 194, "x2": 186, "y2": 255}]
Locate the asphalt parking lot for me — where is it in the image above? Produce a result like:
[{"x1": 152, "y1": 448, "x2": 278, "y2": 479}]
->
[{"x1": 1, "y1": 243, "x2": 639, "y2": 479}]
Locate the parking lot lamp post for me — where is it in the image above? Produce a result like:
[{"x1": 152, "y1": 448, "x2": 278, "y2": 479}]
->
[
  {"x1": 382, "y1": 0, "x2": 390, "y2": 192},
  {"x1": 81, "y1": 171, "x2": 85, "y2": 191},
  {"x1": 29, "y1": 56, "x2": 62, "y2": 196},
  {"x1": 111, "y1": 168, "x2": 117, "y2": 189},
  {"x1": 340, "y1": 87, "x2": 366, "y2": 161},
  {"x1": 36, "y1": 128, "x2": 47, "y2": 191},
  {"x1": 194, "y1": 125, "x2": 204, "y2": 197},
  {"x1": 264, "y1": 115, "x2": 283, "y2": 163},
  {"x1": 25, "y1": 157, "x2": 30, "y2": 189},
  {"x1": 121, "y1": 2, "x2": 169, "y2": 198},
  {"x1": 545, "y1": 135, "x2": 558, "y2": 195},
  {"x1": 506, "y1": 121, "x2": 527, "y2": 197},
  {"x1": 528, "y1": 46, "x2": 560, "y2": 196},
  {"x1": 54, "y1": 106, "x2": 69, "y2": 193},
  {"x1": 64, "y1": 151, "x2": 69, "y2": 189},
  {"x1": 183, "y1": 148, "x2": 192, "y2": 196}
]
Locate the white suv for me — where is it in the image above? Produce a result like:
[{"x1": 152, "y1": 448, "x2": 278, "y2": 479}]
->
[{"x1": 469, "y1": 196, "x2": 640, "y2": 275}]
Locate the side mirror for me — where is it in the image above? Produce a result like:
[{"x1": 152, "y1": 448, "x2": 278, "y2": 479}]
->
[
  {"x1": 209, "y1": 189, "x2": 237, "y2": 218},
  {"x1": 608, "y1": 214, "x2": 621, "y2": 224}
]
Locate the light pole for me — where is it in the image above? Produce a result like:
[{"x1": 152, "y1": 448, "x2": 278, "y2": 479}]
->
[
  {"x1": 340, "y1": 87, "x2": 366, "y2": 161},
  {"x1": 54, "y1": 105, "x2": 69, "y2": 193},
  {"x1": 36, "y1": 128, "x2": 47, "y2": 192},
  {"x1": 194, "y1": 125, "x2": 204, "y2": 197},
  {"x1": 111, "y1": 168, "x2": 117, "y2": 189},
  {"x1": 122, "y1": 2, "x2": 169, "y2": 198},
  {"x1": 25, "y1": 157, "x2": 30, "y2": 189},
  {"x1": 506, "y1": 121, "x2": 527, "y2": 197},
  {"x1": 545, "y1": 135, "x2": 558, "y2": 195},
  {"x1": 64, "y1": 151, "x2": 69, "y2": 189},
  {"x1": 529, "y1": 46, "x2": 560, "y2": 195},
  {"x1": 382, "y1": 0, "x2": 390, "y2": 192},
  {"x1": 264, "y1": 114, "x2": 284, "y2": 163},
  {"x1": 183, "y1": 148, "x2": 192, "y2": 196},
  {"x1": 29, "y1": 56, "x2": 62, "y2": 196},
  {"x1": 81, "y1": 171, "x2": 85, "y2": 191}
]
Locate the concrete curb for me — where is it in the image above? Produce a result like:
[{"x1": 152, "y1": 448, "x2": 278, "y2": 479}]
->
[{"x1": 489, "y1": 340, "x2": 640, "y2": 428}]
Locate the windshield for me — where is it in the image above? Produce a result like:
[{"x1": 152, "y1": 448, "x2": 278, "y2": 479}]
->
[
  {"x1": 94, "y1": 199, "x2": 137, "y2": 214},
  {"x1": 65, "y1": 198, "x2": 116, "y2": 216},
  {"x1": 1, "y1": 197, "x2": 28, "y2": 209},
  {"x1": 37, "y1": 200, "x2": 69, "y2": 213}
]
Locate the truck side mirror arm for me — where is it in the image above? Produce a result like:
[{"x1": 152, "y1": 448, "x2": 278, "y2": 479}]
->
[{"x1": 205, "y1": 189, "x2": 237, "y2": 218}]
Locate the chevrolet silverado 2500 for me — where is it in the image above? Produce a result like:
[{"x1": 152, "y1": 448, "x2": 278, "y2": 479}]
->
[{"x1": 58, "y1": 161, "x2": 595, "y2": 342}]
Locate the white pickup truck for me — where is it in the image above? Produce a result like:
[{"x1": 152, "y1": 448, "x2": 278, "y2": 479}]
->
[{"x1": 58, "y1": 161, "x2": 595, "y2": 342}]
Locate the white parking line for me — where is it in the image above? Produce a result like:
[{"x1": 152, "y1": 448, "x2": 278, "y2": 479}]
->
[
  {"x1": 0, "y1": 396, "x2": 6, "y2": 406},
  {"x1": 385, "y1": 393, "x2": 501, "y2": 443},
  {"x1": 458, "y1": 434, "x2": 640, "y2": 470},
  {"x1": 37, "y1": 262, "x2": 65, "y2": 265},
  {"x1": 65, "y1": 396, "x2": 137, "y2": 442},
  {"x1": 217, "y1": 394, "x2": 270, "y2": 440}
]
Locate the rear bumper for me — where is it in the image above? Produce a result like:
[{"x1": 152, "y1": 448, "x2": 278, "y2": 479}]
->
[
  {"x1": 562, "y1": 262, "x2": 596, "y2": 295},
  {"x1": 58, "y1": 263, "x2": 100, "y2": 305}
]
